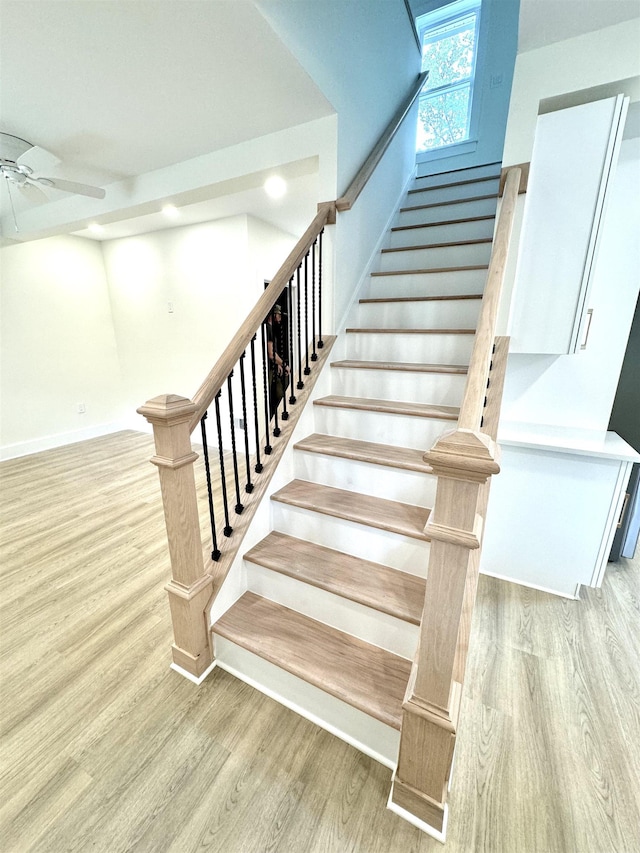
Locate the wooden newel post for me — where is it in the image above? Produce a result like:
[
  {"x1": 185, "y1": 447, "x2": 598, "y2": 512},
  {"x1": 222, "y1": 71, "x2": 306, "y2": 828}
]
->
[
  {"x1": 391, "y1": 428, "x2": 499, "y2": 835},
  {"x1": 137, "y1": 394, "x2": 213, "y2": 678}
]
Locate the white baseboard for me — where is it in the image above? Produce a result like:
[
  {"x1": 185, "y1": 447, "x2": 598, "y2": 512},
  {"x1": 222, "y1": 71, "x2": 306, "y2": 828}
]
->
[
  {"x1": 0, "y1": 420, "x2": 135, "y2": 461},
  {"x1": 387, "y1": 788, "x2": 448, "y2": 843},
  {"x1": 479, "y1": 568, "x2": 580, "y2": 600},
  {"x1": 169, "y1": 660, "x2": 218, "y2": 686}
]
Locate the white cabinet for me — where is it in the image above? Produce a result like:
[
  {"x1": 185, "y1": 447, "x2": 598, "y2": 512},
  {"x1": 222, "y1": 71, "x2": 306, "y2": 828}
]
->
[{"x1": 509, "y1": 95, "x2": 628, "y2": 354}]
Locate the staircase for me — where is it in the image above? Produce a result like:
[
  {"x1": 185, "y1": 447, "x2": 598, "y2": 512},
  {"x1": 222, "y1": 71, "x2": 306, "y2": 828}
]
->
[{"x1": 210, "y1": 162, "x2": 502, "y2": 766}]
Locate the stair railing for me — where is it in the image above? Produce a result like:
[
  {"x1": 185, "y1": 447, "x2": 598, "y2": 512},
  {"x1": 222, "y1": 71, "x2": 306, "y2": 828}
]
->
[
  {"x1": 391, "y1": 167, "x2": 522, "y2": 834},
  {"x1": 138, "y1": 72, "x2": 429, "y2": 681}
]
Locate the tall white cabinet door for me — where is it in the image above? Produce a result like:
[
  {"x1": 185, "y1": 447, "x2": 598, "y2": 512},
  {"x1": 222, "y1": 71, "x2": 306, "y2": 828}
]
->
[{"x1": 509, "y1": 95, "x2": 629, "y2": 355}]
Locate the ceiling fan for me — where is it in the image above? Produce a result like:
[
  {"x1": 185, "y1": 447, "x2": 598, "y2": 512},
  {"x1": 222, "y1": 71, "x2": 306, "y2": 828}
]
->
[{"x1": 1, "y1": 132, "x2": 106, "y2": 201}]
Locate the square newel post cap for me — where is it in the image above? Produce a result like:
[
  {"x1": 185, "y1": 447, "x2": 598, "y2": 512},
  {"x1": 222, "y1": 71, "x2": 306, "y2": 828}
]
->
[
  {"x1": 137, "y1": 394, "x2": 197, "y2": 427},
  {"x1": 424, "y1": 428, "x2": 500, "y2": 483}
]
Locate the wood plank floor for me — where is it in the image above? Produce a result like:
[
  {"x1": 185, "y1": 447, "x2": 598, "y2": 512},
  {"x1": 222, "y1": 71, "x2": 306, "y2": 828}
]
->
[{"x1": 1, "y1": 431, "x2": 639, "y2": 852}]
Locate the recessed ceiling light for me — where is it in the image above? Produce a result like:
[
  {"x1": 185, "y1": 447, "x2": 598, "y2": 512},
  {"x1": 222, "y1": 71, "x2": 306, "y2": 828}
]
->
[
  {"x1": 264, "y1": 176, "x2": 287, "y2": 199},
  {"x1": 162, "y1": 204, "x2": 180, "y2": 218},
  {"x1": 88, "y1": 223, "x2": 104, "y2": 235}
]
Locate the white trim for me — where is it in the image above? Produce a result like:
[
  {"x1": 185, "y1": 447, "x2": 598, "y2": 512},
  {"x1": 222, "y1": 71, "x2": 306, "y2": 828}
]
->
[
  {"x1": 0, "y1": 420, "x2": 134, "y2": 461},
  {"x1": 169, "y1": 659, "x2": 218, "y2": 686},
  {"x1": 479, "y1": 568, "x2": 581, "y2": 600},
  {"x1": 591, "y1": 460, "x2": 633, "y2": 587},
  {"x1": 387, "y1": 788, "x2": 448, "y2": 843}
]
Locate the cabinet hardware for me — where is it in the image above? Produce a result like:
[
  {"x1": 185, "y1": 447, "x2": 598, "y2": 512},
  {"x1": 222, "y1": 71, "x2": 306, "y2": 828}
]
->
[
  {"x1": 580, "y1": 309, "x2": 594, "y2": 350},
  {"x1": 617, "y1": 492, "x2": 630, "y2": 529}
]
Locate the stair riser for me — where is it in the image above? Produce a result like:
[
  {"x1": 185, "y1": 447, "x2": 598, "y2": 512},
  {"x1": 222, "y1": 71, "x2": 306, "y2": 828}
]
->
[
  {"x1": 367, "y1": 268, "x2": 487, "y2": 299},
  {"x1": 271, "y1": 501, "x2": 431, "y2": 575},
  {"x1": 398, "y1": 196, "x2": 498, "y2": 226},
  {"x1": 378, "y1": 242, "x2": 492, "y2": 272},
  {"x1": 246, "y1": 562, "x2": 419, "y2": 658},
  {"x1": 388, "y1": 217, "x2": 495, "y2": 248},
  {"x1": 331, "y1": 367, "x2": 467, "y2": 407},
  {"x1": 345, "y1": 331, "x2": 475, "y2": 363},
  {"x1": 414, "y1": 163, "x2": 502, "y2": 186},
  {"x1": 357, "y1": 298, "x2": 480, "y2": 329},
  {"x1": 407, "y1": 177, "x2": 500, "y2": 206},
  {"x1": 313, "y1": 404, "x2": 453, "y2": 452},
  {"x1": 213, "y1": 637, "x2": 401, "y2": 766},
  {"x1": 293, "y1": 450, "x2": 438, "y2": 508}
]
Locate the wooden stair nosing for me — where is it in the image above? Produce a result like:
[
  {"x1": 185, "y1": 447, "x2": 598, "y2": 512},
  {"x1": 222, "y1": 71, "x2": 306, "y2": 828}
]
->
[
  {"x1": 294, "y1": 432, "x2": 434, "y2": 474},
  {"x1": 212, "y1": 592, "x2": 412, "y2": 729},
  {"x1": 271, "y1": 479, "x2": 432, "y2": 542},
  {"x1": 409, "y1": 173, "x2": 501, "y2": 194},
  {"x1": 330, "y1": 359, "x2": 468, "y2": 375},
  {"x1": 370, "y1": 264, "x2": 488, "y2": 277},
  {"x1": 400, "y1": 193, "x2": 498, "y2": 213},
  {"x1": 346, "y1": 327, "x2": 475, "y2": 335},
  {"x1": 244, "y1": 531, "x2": 426, "y2": 625},
  {"x1": 314, "y1": 394, "x2": 459, "y2": 421},
  {"x1": 359, "y1": 294, "x2": 482, "y2": 304},
  {"x1": 391, "y1": 214, "x2": 496, "y2": 232},
  {"x1": 381, "y1": 237, "x2": 492, "y2": 254}
]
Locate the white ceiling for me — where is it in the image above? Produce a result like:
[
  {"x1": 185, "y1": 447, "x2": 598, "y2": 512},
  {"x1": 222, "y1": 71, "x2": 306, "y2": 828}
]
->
[{"x1": 2, "y1": 0, "x2": 639, "y2": 245}]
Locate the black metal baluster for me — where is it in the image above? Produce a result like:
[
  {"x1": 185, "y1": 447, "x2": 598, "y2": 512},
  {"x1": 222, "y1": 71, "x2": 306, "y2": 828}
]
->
[
  {"x1": 296, "y1": 265, "x2": 304, "y2": 390},
  {"x1": 200, "y1": 412, "x2": 221, "y2": 561},
  {"x1": 318, "y1": 228, "x2": 324, "y2": 349},
  {"x1": 214, "y1": 390, "x2": 233, "y2": 536},
  {"x1": 250, "y1": 334, "x2": 263, "y2": 473},
  {"x1": 226, "y1": 372, "x2": 244, "y2": 515},
  {"x1": 239, "y1": 351, "x2": 254, "y2": 493},
  {"x1": 288, "y1": 277, "x2": 297, "y2": 405},
  {"x1": 311, "y1": 239, "x2": 317, "y2": 362},
  {"x1": 280, "y1": 289, "x2": 289, "y2": 421},
  {"x1": 303, "y1": 251, "x2": 310, "y2": 376},
  {"x1": 261, "y1": 319, "x2": 273, "y2": 454}
]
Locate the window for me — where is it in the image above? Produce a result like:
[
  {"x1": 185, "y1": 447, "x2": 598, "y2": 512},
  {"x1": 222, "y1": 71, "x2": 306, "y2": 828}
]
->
[{"x1": 416, "y1": 0, "x2": 481, "y2": 153}]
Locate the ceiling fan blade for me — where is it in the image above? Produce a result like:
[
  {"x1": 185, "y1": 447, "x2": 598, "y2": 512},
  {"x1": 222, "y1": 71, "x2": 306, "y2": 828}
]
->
[
  {"x1": 17, "y1": 143, "x2": 60, "y2": 172},
  {"x1": 21, "y1": 181, "x2": 49, "y2": 202},
  {"x1": 36, "y1": 176, "x2": 105, "y2": 199}
]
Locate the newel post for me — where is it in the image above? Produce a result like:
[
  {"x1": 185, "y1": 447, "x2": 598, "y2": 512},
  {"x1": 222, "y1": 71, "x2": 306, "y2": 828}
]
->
[
  {"x1": 390, "y1": 428, "x2": 499, "y2": 836},
  {"x1": 137, "y1": 394, "x2": 213, "y2": 678}
]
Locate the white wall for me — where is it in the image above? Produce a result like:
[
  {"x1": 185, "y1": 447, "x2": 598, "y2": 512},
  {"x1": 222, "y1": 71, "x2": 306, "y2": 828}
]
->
[
  {"x1": 0, "y1": 235, "x2": 124, "y2": 457},
  {"x1": 500, "y1": 137, "x2": 640, "y2": 430}
]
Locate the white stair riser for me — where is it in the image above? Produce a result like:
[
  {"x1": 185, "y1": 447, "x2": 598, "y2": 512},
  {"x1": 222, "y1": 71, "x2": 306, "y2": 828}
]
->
[
  {"x1": 293, "y1": 450, "x2": 438, "y2": 508},
  {"x1": 378, "y1": 242, "x2": 492, "y2": 272},
  {"x1": 213, "y1": 637, "x2": 401, "y2": 767},
  {"x1": 406, "y1": 177, "x2": 500, "y2": 206},
  {"x1": 246, "y1": 562, "x2": 419, "y2": 659},
  {"x1": 331, "y1": 367, "x2": 467, "y2": 407},
  {"x1": 414, "y1": 163, "x2": 502, "y2": 186},
  {"x1": 367, "y1": 268, "x2": 487, "y2": 299},
  {"x1": 271, "y1": 500, "x2": 431, "y2": 575},
  {"x1": 345, "y1": 331, "x2": 475, "y2": 363},
  {"x1": 357, "y1": 298, "x2": 480, "y2": 329},
  {"x1": 313, "y1": 404, "x2": 453, "y2": 451},
  {"x1": 388, "y1": 217, "x2": 495, "y2": 248},
  {"x1": 398, "y1": 196, "x2": 498, "y2": 226}
]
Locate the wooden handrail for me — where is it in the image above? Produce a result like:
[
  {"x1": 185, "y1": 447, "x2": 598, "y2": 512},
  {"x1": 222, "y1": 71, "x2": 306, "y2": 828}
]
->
[
  {"x1": 189, "y1": 201, "x2": 335, "y2": 432},
  {"x1": 336, "y1": 71, "x2": 428, "y2": 212},
  {"x1": 457, "y1": 167, "x2": 521, "y2": 431}
]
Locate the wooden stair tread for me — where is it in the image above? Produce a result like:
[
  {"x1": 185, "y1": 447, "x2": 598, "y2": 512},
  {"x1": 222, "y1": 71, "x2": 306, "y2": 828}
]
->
[
  {"x1": 391, "y1": 214, "x2": 495, "y2": 232},
  {"x1": 400, "y1": 193, "x2": 498, "y2": 213},
  {"x1": 314, "y1": 395, "x2": 459, "y2": 420},
  {"x1": 245, "y1": 531, "x2": 426, "y2": 624},
  {"x1": 212, "y1": 592, "x2": 412, "y2": 729},
  {"x1": 360, "y1": 294, "x2": 481, "y2": 304},
  {"x1": 409, "y1": 174, "x2": 500, "y2": 193},
  {"x1": 381, "y1": 237, "x2": 492, "y2": 253},
  {"x1": 346, "y1": 327, "x2": 475, "y2": 335},
  {"x1": 294, "y1": 432, "x2": 434, "y2": 474},
  {"x1": 271, "y1": 479, "x2": 431, "y2": 541},
  {"x1": 371, "y1": 264, "x2": 488, "y2": 277},
  {"x1": 331, "y1": 359, "x2": 468, "y2": 374}
]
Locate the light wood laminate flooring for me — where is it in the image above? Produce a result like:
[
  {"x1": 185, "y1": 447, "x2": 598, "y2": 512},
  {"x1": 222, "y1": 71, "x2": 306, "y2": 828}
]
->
[{"x1": 1, "y1": 431, "x2": 639, "y2": 852}]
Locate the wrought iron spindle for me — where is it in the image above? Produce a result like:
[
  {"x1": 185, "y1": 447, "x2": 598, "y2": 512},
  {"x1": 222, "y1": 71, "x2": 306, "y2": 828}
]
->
[
  {"x1": 214, "y1": 390, "x2": 233, "y2": 536},
  {"x1": 288, "y1": 277, "x2": 297, "y2": 405},
  {"x1": 239, "y1": 351, "x2": 254, "y2": 493},
  {"x1": 200, "y1": 412, "x2": 221, "y2": 561},
  {"x1": 311, "y1": 239, "x2": 317, "y2": 362},
  {"x1": 226, "y1": 372, "x2": 244, "y2": 514},
  {"x1": 250, "y1": 334, "x2": 263, "y2": 473},
  {"x1": 261, "y1": 318, "x2": 272, "y2": 454},
  {"x1": 318, "y1": 228, "x2": 324, "y2": 349},
  {"x1": 303, "y1": 251, "x2": 310, "y2": 376},
  {"x1": 296, "y1": 265, "x2": 304, "y2": 390},
  {"x1": 280, "y1": 290, "x2": 289, "y2": 421}
]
